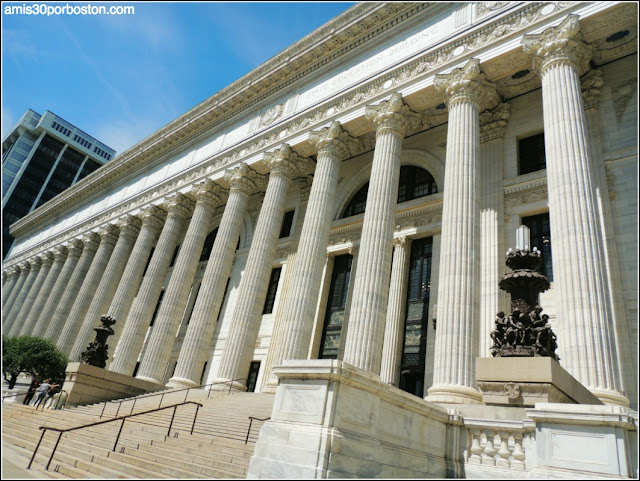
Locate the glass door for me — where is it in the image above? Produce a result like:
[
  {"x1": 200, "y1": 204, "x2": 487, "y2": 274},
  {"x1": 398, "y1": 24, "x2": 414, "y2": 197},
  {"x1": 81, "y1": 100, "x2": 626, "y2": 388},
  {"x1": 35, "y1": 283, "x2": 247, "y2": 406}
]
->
[{"x1": 399, "y1": 237, "x2": 433, "y2": 398}]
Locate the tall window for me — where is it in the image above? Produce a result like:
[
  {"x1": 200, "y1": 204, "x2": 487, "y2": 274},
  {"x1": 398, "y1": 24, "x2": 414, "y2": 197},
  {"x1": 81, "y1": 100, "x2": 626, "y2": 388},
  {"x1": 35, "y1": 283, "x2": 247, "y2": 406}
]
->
[
  {"x1": 518, "y1": 133, "x2": 546, "y2": 175},
  {"x1": 149, "y1": 290, "x2": 164, "y2": 327},
  {"x1": 399, "y1": 237, "x2": 433, "y2": 398},
  {"x1": 341, "y1": 166, "x2": 438, "y2": 219},
  {"x1": 199, "y1": 228, "x2": 218, "y2": 262},
  {"x1": 318, "y1": 254, "x2": 353, "y2": 359},
  {"x1": 279, "y1": 210, "x2": 295, "y2": 238},
  {"x1": 522, "y1": 212, "x2": 553, "y2": 281},
  {"x1": 262, "y1": 268, "x2": 282, "y2": 314}
]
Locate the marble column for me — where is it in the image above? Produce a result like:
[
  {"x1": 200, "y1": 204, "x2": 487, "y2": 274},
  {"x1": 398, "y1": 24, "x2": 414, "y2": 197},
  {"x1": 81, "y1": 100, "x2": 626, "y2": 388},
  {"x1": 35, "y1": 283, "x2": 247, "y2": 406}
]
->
[
  {"x1": 110, "y1": 194, "x2": 193, "y2": 376},
  {"x1": 70, "y1": 216, "x2": 142, "y2": 361},
  {"x1": 22, "y1": 246, "x2": 68, "y2": 336},
  {"x1": 214, "y1": 145, "x2": 311, "y2": 391},
  {"x1": 479, "y1": 103, "x2": 510, "y2": 358},
  {"x1": 33, "y1": 240, "x2": 84, "y2": 339},
  {"x1": 2, "y1": 265, "x2": 22, "y2": 313},
  {"x1": 342, "y1": 93, "x2": 420, "y2": 374},
  {"x1": 168, "y1": 165, "x2": 262, "y2": 388},
  {"x1": 581, "y1": 70, "x2": 635, "y2": 408},
  {"x1": 3, "y1": 261, "x2": 33, "y2": 335},
  {"x1": 2, "y1": 271, "x2": 6, "y2": 288},
  {"x1": 7, "y1": 256, "x2": 44, "y2": 336},
  {"x1": 106, "y1": 206, "x2": 166, "y2": 350},
  {"x1": 261, "y1": 177, "x2": 312, "y2": 392},
  {"x1": 136, "y1": 181, "x2": 226, "y2": 384},
  {"x1": 2, "y1": 267, "x2": 20, "y2": 309},
  {"x1": 16, "y1": 252, "x2": 55, "y2": 336},
  {"x1": 522, "y1": 15, "x2": 628, "y2": 406},
  {"x1": 270, "y1": 123, "x2": 361, "y2": 373},
  {"x1": 427, "y1": 59, "x2": 499, "y2": 404},
  {"x1": 380, "y1": 236, "x2": 412, "y2": 386},
  {"x1": 48, "y1": 234, "x2": 100, "y2": 345},
  {"x1": 57, "y1": 224, "x2": 119, "y2": 356}
]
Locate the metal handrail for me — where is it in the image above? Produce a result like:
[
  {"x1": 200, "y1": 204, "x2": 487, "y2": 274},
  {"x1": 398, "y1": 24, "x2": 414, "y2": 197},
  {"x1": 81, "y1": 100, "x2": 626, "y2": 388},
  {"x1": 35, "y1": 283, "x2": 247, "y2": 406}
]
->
[
  {"x1": 2, "y1": 390, "x2": 31, "y2": 401},
  {"x1": 2, "y1": 389, "x2": 68, "y2": 408},
  {"x1": 245, "y1": 416, "x2": 270, "y2": 444},
  {"x1": 98, "y1": 378, "x2": 246, "y2": 418},
  {"x1": 28, "y1": 400, "x2": 203, "y2": 471}
]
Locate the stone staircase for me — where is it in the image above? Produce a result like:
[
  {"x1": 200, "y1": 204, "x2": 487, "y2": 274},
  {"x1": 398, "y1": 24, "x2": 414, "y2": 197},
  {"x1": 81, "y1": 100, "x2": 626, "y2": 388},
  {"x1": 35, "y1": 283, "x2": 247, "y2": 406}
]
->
[{"x1": 2, "y1": 389, "x2": 274, "y2": 479}]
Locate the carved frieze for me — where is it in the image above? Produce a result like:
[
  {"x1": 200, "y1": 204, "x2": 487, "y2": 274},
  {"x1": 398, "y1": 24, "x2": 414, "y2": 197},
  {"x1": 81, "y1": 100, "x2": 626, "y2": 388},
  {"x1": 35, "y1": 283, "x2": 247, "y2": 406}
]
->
[
  {"x1": 480, "y1": 103, "x2": 510, "y2": 143},
  {"x1": 611, "y1": 77, "x2": 637, "y2": 124},
  {"x1": 504, "y1": 186, "x2": 548, "y2": 208}
]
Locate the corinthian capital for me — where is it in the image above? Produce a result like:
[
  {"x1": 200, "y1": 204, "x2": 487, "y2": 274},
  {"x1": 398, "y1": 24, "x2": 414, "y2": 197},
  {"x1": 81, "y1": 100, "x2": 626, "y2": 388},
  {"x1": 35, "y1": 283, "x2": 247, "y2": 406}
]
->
[
  {"x1": 139, "y1": 205, "x2": 167, "y2": 232},
  {"x1": 165, "y1": 192, "x2": 195, "y2": 220},
  {"x1": 82, "y1": 232, "x2": 101, "y2": 253},
  {"x1": 118, "y1": 215, "x2": 142, "y2": 240},
  {"x1": 308, "y1": 121, "x2": 362, "y2": 160},
  {"x1": 365, "y1": 93, "x2": 421, "y2": 136},
  {"x1": 521, "y1": 15, "x2": 591, "y2": 76},
  {"x1": 40, "y1": 251, "x2": 55, "y2": 268},
  {"x1": 99, "y1": 224, "x2": 120, "y2": 247},
  {"x1": 19, "y1": 261, "x2": 32, "y2": 274},
  {"x1": 480, "y1": 103, "x2": 511, "y2": 143},
  {"x1": 224, "y1": 163, "x2": 266, "y2": 196},
  {"x1": 53, "y1": 245, "x2": 69, "y2": 263},
  {"x1": 435, "y1": 58, "x2": 500, "y2": 110},
  {"x1": 29, "y1": 256, "x2": 43, "y2": 271},
  {"x1": 581, "y1": 69, "x2": 604, "y2": 110},
  {"x1": 191, "y1": 179, "x2": 227, "y2": 210},
  {"x1": 66, "y1": 239, "x2": 85, "y2": 259},
  {"x1": 263, "y1": 144, "x2": 314, "y2": 181}
]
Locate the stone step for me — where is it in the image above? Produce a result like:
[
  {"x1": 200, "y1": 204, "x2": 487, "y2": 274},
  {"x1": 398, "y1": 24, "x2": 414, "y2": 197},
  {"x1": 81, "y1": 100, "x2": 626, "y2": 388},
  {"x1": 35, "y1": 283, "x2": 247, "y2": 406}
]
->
[
  {"x1": 126, "y1": 441, "x2": 249, "y2": 475},
  {"x1": 3, "y1": 422, "x2": 164, "y2": 456},
  {"x1": 114, "y1": 448, "x2": 246, "y2": 479},
  {"x1": 163, "y1": 432, "x2": 255, "y2": 459},
  {"x1": 104, "y1": 450, "x2": 204, "y2": 479}
]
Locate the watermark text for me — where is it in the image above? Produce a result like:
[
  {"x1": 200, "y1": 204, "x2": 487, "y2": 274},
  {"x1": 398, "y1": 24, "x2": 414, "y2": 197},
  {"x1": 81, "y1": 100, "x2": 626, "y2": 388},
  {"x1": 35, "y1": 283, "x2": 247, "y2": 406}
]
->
[{"x1": 4, "y1": 3, "x2": 135, "y2": 16}]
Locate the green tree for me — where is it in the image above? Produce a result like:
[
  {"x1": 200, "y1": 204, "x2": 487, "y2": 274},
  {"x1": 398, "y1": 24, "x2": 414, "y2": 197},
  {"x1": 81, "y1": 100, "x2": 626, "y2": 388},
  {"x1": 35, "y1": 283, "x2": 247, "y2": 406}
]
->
[{"x1": 2, "y1": 336, "x2": 69, "y2": 389}]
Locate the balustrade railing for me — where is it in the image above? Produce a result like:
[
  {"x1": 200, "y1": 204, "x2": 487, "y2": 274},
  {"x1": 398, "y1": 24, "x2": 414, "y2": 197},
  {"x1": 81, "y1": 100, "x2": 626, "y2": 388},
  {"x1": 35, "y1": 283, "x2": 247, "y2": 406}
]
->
[{"x1": 464, "y1": 418, "x2": 535, "y2": 471}]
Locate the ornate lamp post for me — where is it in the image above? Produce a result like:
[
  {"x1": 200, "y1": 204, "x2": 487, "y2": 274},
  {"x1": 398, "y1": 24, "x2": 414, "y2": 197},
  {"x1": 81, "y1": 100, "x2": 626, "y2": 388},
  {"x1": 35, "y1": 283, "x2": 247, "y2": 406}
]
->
[{"x1": 490, "y1": 226, "x2": 559, "y2": 361}]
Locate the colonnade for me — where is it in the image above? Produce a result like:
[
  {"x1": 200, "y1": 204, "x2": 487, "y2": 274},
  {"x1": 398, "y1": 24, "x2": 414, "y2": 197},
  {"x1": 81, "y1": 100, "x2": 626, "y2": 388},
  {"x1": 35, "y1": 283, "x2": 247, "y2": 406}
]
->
[{"x1": 1, "y1": 15, "x2": 629, "y2": 407}]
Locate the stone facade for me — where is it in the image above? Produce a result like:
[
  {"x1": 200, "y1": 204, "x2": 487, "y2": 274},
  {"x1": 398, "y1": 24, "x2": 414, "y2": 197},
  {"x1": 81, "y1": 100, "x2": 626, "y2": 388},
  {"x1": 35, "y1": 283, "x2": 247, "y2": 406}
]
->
[{"x1": 2, "y1": 3, "x2": 637, "y2": 478}]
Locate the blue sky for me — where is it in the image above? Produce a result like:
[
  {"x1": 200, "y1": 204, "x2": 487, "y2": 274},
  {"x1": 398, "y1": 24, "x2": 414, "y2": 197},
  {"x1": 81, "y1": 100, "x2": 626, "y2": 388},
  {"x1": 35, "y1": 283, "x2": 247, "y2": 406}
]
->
[{"x1": 2, "y1": 2, "x2": 354, "y2": 154}]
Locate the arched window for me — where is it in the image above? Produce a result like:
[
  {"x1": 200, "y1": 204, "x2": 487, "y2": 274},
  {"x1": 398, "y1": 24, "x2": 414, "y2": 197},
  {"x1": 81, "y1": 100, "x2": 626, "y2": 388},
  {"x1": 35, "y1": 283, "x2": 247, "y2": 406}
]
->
[{"x1": 340, "y1": 166, "x2": 438, "y2": 219}]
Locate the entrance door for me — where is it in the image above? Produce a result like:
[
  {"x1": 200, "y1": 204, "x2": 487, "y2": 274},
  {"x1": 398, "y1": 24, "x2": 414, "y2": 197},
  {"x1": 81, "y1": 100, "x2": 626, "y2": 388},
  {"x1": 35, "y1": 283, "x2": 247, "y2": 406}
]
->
[
  {"x1": 318, "y1": 254, "x2": 353, "y2": 359},
  {"x1": 246, "y1": 361, "x2": 261, "y2": 393},
  {"x1": 399, "y1": 237, "x2": 433, "y2": 398}
]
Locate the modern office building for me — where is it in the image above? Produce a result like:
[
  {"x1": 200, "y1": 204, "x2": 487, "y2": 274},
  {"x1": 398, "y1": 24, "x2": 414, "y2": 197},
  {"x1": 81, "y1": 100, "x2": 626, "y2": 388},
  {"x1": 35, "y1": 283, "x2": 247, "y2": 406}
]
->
[
  {"x1": 1, "y1": 2, "x2": 637, "y2": 478},
  {"x1": 2, "y1": 109, "x2": 115, "y2": 258}
]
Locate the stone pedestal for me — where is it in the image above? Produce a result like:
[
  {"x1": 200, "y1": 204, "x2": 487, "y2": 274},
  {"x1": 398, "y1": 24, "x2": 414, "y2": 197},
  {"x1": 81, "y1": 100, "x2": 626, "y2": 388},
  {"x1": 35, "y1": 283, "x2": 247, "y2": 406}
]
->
[
  {"x1": 476, "y1": 357, "x2": 603, "y2": 407},
  {"x1": 247, "y1": 360, "x2": 463, "y2": 479},
  {"x1": 526, "y1": 403, "x2": 637, "y2": 479},
  {"x1": 62, "y1": 362, "x2": 164, "y2": 407}
]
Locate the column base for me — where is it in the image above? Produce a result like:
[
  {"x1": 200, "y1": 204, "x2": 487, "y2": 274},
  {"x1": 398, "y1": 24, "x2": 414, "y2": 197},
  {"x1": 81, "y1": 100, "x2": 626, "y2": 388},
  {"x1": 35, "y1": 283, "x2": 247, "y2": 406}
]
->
[
  {"x1": 135, "y1": 375, "x2": 163, "y2": 386},
  {"x1": 261, "y1": 379, "x2": 278, "y2": 394},
  {"x1": 209, "y1": 378, "x2": 246, "y2": 392},
  {"x1": 426, "y1": 384, "x2": 484, "y2": 405},
  {"x1": 590, "y1": 388, "x2": 631, "y2": 408},
  {"x1": 166, "y1": 377, "x2": 199, "y2": 389}
]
